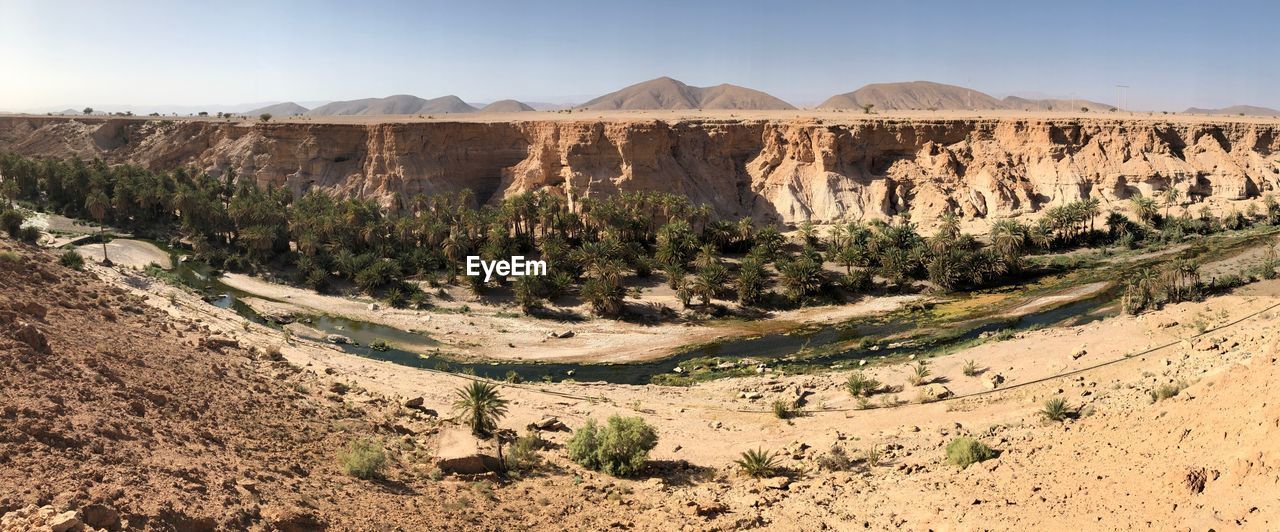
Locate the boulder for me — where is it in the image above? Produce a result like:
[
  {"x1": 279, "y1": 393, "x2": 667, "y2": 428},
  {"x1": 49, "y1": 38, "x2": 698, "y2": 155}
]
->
[
  {"x1": 547, "y1": 330, "x2": 575, "y2": 339},
  {"x1": 985, "y1": 374, "x2": 1005, "y2": 390},
  {"x1": 404, "y1": 396, "x2": 424, "y2": 408},
  {"x1": 529, "y1": 416, "x2": 570, "y2": 432},
  {"x1": 326, "y1": 334, "x2": 351, "y2": 345},
  {"x1": 49, "y1": 511, "x2": 81, "y2": 532},
  {"x1": 435, "y1": 427, "x2": 502, "y2": 475},
  {"x1": 763, "y1": 476, "x2": 791, "y2": 490}
]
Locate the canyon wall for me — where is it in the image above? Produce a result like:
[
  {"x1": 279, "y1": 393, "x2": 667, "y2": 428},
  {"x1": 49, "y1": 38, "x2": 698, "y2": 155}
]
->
[{"x1": 1, "y1": 115, "x2": 1277, "y2": 224}]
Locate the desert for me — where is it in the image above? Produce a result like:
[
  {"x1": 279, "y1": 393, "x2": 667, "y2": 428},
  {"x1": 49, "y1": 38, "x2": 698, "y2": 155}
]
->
[{"x1": 5, "y1": 1, "x2": 1280, "y2": 530}]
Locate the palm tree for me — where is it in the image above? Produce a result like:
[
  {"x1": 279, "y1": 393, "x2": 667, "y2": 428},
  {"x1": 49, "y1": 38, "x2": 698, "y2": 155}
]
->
[
  {"x1": 1131, "y1": 196, "x2": 1158, "y2": 227},
  {"x1": 85, "y1": 189, "x2": 111, "y2": 264},
  {"x1": 1081, "y1": 197, "x2": 1101, "y2": 233},
  {"x1": 453, "y1": 381, "x2": 509, "y2": 437},
  {"x1": 1163, "y1": 186, "x2": 1181, "y2": 219},
  {"x1": 989, "y1": 220, "x2": 1027, "y2": 270}
]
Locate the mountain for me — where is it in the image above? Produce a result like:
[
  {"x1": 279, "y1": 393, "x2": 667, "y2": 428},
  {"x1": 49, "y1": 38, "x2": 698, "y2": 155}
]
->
[
  {"x1": 578, "y1": 77, "x2": 795, "y2": 110},
  {"x1": 479, "y1": 99, "x2": 536, "y2": 113},
  {"x1": 819, "y1": 81, "x2": 1007, "y2": 111},
  {"x1": 306, "y1": 95, "x2": 477, "y2": 116},
  {"x1": 1003, "y1": 96, "x2": 1114, "y2": 112},
  {"x1": 246, "y1": 102, "x2": 309, "y2": 117},
  {"x1": 1184, "y1": 105, "x2": 1280, "y2": 117}
]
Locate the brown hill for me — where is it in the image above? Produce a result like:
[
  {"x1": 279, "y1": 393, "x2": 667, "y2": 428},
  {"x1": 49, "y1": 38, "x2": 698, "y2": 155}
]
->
[
  {"x1": 479, "y1": 99, "x2": 536, "y2": 113},
  {"x1": 307, "y1": 95, "x2": 476, "y2": 116},
  {"x1": 578, "y1": 77, "x2": 795, "y2": 110},
  {"x1": 819, "y1": 81, "x2": 1007, "y2": 111},
  {"x1": 245, "y1": 101, "x2": 309, "y2": 117},
  {"x1": 1185, "y1": 105, "x2": 1280, "y2": 117}
]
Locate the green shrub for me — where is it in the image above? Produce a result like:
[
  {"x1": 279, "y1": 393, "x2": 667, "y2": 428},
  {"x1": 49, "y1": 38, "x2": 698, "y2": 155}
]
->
[
  {"x1": 567, "y1": 415, "x2": 658, "y2": 478},
  {"x1": 18, "y1": 226, "x2": 39, "y2": 243},
  {"x1": 0, "y1": 250, "x2": 18, "y2": 263},
  {"x1": 505, "y1": 431, "x2": 542, "y2": 472},
  {"x1": 1040, "y1": 397, "x2": 1072, "y2": 422},
  {"x1": 339, "y1": 437, "x2": 387, "y2": 479},
  {"x1": 945, "y1": 437, "x2": 996, "y2": 469},
  {"x1": 59, "y1": 250, "x2": 85, "y2": 270},
  {"x1": 1149, "y1": 381, "x2": 1188, "y2": 402},
  {"x1": 845, "y1": 371, "x2": 881, "y2": 397},
  {"x1": 734, "y1": 448, "x2": 781, "y2": 478},
  {"x1": 771, "y1": 399, "x2": 799, "y2": 419},
  {"x1": 0, "y1": 209, "x2": 23, "y2": 237},
  {"x1": 962, "y1": 359, "x2": 981, "y2": 377},
  {"x1": 907, "y1": 361, "x2": 931, "y2": 386}
]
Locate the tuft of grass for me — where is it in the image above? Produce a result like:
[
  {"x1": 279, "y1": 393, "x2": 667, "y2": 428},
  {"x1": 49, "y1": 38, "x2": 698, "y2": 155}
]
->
[
  {"x1": 59, "y1": 250, "x2": 84, "y2": 270},
  {"x1": 1149, "y1": 381, "x2": 1188, "y2": 403},
  {"x1": 845, "y1": 371, "x2": 881, "y2": 397},
  {"x1": 862, "y1": 445, "x2": 883, "y2": 467},
  {"x1": 771, "y1": 399, "x2": 800, "y2": 419},
  {"x1": 907, "y1": 361, "x2": 931, "y2": 387},
  {"x1": 369, "y1": 339, "x2": 391, "y2": 352},
  {"x1": 0, "y1": 250, "x2": 18, "y2": 263},
  {"x1": 962, "y1": 359, "x2": 981, "y2": 377},
  {"x1": 1040, "y1": 397, "x2": 1073, "y2": 422},
  {"x1": 734, "y1": 448, "x2": 781, "y2": 478},
  {"x1": 945, "y1": 437, "x2": 996, "y2": 469},
  {"x1": 338, "y1": 437, "x2": 387, "y2": 479}
]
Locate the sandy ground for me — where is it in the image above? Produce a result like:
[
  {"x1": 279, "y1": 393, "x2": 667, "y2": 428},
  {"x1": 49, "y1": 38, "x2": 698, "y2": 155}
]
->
[
  {"x1": 220, "y1": 272, "x2": 921, "y2": 363},
  {"x1": 98, "y1": 253, "x2": 1280, "y2": 529},
  {"x1": 74, "y1": 239, "x2": 171, "y2": 270}
]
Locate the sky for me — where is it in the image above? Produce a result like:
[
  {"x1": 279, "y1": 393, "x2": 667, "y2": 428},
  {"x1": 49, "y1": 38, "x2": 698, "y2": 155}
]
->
[{"x1": 1, "y1": 0, "x2": 1277, "y2": 112}]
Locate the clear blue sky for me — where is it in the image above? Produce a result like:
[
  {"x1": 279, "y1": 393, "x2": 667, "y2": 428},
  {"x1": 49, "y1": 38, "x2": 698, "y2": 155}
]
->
[{"x1": 2, "y1": 0, "x2": 1276, "y2": 111}]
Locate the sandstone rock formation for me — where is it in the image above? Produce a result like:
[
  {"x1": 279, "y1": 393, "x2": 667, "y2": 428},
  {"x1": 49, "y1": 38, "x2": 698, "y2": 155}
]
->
[{"x1": 1, "y1": 115, "x2": 1277, "y2": 225}]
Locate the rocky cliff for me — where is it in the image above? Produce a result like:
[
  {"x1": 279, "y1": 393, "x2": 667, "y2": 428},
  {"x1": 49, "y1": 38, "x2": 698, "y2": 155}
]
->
[{"x1": 1, "y1": 115, "x2": 1277, "y2": 224}]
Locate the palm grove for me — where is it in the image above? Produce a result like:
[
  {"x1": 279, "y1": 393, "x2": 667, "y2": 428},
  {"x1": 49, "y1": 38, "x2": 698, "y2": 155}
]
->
[{"x1": 3, "y1": 152, "x2": 1276, "y2": 318}]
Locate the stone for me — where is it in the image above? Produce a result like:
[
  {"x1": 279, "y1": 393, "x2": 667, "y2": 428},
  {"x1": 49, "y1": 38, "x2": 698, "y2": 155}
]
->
[
  {"x1": 81, "y1": 504, "x2": 119, "y2": 530},
  {"x1": 529, "y1": 416, "x2": 570, "y2": 432},
  {"x1": 985, "y1": 374, "x2": 1006, "y2": 390},
  {"x1": 326, "y1": 334, "x2": 351, "y2": 345},
  {"x1": 404, "y1": 396, "x2": 424, "y2": 409},
  {"x1": 763, "y1": 476, "x2": 791, "y2": 490},
  {"x1": 1071, "y1": 348, "x2": 1087, "y2": 360},
  {"x1": 547, "y1": 330, "x2": 575, "y2": 339},
  {"x1": 49, "y1": 511, "x2": 81, "y2": 532}
]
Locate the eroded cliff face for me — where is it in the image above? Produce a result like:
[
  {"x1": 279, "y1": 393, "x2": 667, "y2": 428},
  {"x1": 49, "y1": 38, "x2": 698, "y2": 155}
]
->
[{"x1": 1, "y1": 115, "x2": 1277, "y2": 224}]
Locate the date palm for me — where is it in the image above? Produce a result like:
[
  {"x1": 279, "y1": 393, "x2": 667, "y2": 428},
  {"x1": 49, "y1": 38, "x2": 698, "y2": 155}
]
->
[
  {"x1": 1131, "y1": 196, "x2": 1158, "y2": 227},
  {"x1": 453, "y1": 381, "x2": 509, "y2": 437},
  {"x1": 85, "y1": 189, "x2": 110, "y2": 264}
]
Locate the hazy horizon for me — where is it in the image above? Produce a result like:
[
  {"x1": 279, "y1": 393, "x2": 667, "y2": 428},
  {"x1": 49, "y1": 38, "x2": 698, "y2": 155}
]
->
[{"x1": 2, "y1": 0, "x2": 1277, "y2": 112}]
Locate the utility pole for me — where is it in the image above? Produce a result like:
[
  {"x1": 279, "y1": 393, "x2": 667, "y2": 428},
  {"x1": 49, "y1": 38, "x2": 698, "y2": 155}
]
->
[{"x1": 1114, "y1": 84, "x2": 1130, "y2": 112}]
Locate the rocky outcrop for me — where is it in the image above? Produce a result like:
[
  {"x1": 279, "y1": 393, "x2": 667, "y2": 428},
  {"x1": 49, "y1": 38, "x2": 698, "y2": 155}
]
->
[{"x1": 2, "y1": 116, "x2": 1277, "y2": 224}]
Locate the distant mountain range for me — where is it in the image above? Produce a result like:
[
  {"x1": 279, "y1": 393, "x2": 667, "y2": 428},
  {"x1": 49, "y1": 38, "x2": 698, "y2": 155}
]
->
[
  {"x1": 819, "y1": 81, "x2": 1115, "y2": 112},
  {"x1": 16, "y1": 77, "x2": 1280, "y2": 117},
  {"x1": 576, "y1": 77, "x2": 795, "y2": 111},
  {"x1": 1183, "y1": 105, "x2": 1280, "y2": 117}
]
